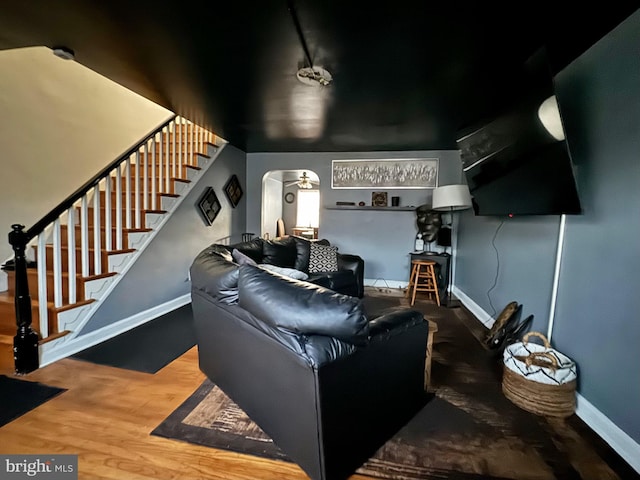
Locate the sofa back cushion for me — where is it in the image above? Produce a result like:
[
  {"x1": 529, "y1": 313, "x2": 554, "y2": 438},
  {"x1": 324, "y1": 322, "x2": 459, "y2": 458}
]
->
[
  {"x1": 232, "y1": 248, "x2": 257, "y2": 266},
  {"x1": 292, "y1": 236, "x2": 330, "y2": 272},
  {"x1": 190, "y1": 246, "x2": 240, "y2": 304},
  {"x1": 262, "y1": 237, "x2": 296, "y2": 268},
  {"x1": 238, "y1": 264, "x2": 369, "y2": 345},
  {"x1": 228, "y1": 238, "x2": 264, "y2": 263}
]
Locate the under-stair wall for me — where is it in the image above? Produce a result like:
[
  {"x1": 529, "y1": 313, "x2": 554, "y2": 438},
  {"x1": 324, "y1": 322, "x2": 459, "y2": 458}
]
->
[
  {"x1": 32, "y1": 144, "x2": 248, "y2": 367},
  {"x1": 76, "y1": 143, "x2": 247, "y2": 334}
]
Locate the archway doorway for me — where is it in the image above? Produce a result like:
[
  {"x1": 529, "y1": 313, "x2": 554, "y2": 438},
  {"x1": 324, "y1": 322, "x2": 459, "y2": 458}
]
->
[{"x1": 261, "y1": 170, "x2": 320, "y2": 239}]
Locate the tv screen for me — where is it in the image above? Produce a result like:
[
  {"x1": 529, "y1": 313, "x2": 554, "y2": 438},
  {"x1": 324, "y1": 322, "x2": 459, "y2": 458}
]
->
[{"x1": 458, "y1": 51, "x2": 582, "y2": 217}]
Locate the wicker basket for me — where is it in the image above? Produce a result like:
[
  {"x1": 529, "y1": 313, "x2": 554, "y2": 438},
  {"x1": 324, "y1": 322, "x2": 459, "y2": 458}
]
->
[{"x1": 502, "y1": 332, "x2": 577, "y2": 417}]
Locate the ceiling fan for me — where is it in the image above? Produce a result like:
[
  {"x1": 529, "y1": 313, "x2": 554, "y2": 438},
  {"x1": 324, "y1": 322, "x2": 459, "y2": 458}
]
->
[{"x1": 285, "y1": 172, "x2": 319, "y2": 189}]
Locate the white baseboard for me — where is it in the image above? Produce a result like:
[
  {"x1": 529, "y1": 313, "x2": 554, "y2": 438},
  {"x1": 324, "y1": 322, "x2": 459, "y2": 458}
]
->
[
  {"x1": 364, "y1": 278, "x2": 407, "y2": 289},
  {"x1": 454, "y1": 285, "x2": 640, "y2": 474},
  {"x1": 40, "y1": 294, "x2": 191, "y2": 367},
  {"x1": 575, "y1": 393, "x2": 640, "y2": 473},
  {"x1": 452, "y1": 286, "x2": 494, "y2": 328}
]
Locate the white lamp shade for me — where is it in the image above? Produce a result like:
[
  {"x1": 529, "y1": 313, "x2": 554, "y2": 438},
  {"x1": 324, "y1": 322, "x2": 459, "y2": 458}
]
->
[{"x1": 431, "y1": 184, "x2": 473, "y2": 211}]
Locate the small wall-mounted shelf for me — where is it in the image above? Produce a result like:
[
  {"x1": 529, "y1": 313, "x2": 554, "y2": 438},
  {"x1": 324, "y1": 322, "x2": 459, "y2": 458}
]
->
[{"x1": 324, "y1": 205, "x2": 416, "y2": 211}]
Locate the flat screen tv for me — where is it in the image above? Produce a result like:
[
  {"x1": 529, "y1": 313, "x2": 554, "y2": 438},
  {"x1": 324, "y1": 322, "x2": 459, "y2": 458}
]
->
[{"x1": 457, "y1": 50, "x2": 582, "y2": 217}]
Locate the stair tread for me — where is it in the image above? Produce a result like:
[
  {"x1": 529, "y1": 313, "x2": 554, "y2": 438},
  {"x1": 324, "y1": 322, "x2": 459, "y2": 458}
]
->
[
  {"x1": 107, "y1": 248, "x2": 136, "y2": 255},
  {"x1": 43, "y1": 244, "x2": 135, "y2": 255},
  {"x1": 0, "y1": 296, "x2": 94, "y2": 310},
  {"x1": 61, "y1": 225, "x2": 148, "y2": 232},
  {"x1": 0, "y1": 291, "x2": 54, "y2": 308},
  {"x1": 8, "y1": 268, "x2": 118, "y2": 281},
  {"x1": 83, "y1": 272, "x2": 118, "y2": 281}
]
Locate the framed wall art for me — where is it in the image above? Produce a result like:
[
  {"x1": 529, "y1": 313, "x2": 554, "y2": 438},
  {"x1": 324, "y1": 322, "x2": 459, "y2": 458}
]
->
[
  {"x1": 331, "y1": 158, "x2": 438, "y2": 189},
  {"x1": 223, "y1": 174, "x2": 243, "y2": 208},
  {"x1": 371, "y1": 191, "x2": 388, "y2": 207},
  {"x1": 197, "y1": 187, "x2": 222, "y2": 226}
]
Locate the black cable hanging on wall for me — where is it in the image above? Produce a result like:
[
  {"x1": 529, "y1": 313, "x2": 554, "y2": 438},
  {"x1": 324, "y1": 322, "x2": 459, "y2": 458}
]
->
[{"x1": 487, "y1": 219, "x2": 505, "y2": 317}]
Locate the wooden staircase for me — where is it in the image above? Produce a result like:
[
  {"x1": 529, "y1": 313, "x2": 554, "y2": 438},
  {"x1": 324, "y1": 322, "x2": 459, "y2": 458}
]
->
[{"x1": 0, "y1": 118, "x2": 221, "y2": 370}]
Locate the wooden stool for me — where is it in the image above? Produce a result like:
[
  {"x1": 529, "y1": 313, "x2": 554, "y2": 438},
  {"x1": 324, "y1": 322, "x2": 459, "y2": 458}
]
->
[{"x1": 406, "y1": 259, "x2": 440, "y2": 306}]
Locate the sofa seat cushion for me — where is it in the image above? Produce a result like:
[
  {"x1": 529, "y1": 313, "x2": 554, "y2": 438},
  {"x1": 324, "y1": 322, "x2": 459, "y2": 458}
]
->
[
  {"x1": 238, "y1": 264, "x2": 369, "y2": 345},
  {"x1": 307, "y1": 269, "x2": 355, "y2": 291},
  {"x1": 258, "y1": 264, "x2": 309, "y2": 280}
]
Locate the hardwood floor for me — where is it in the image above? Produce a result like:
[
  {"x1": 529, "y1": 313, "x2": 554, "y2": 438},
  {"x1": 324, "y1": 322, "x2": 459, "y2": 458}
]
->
[
  {"x1": 0, "y1": 347, "x2": 373, "y2": 480},
  {"x1": 1, "y1": 305, "x2": 636, "y2": 480}
]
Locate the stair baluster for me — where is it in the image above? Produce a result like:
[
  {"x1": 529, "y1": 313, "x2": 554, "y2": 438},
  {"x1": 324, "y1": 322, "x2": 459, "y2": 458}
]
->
[
  {"x1": 115, "y1": 163, "x2": 123, "y2": 250},
  {"x1": 67, "y1": 207, "x2": 77, "y2": 304}
]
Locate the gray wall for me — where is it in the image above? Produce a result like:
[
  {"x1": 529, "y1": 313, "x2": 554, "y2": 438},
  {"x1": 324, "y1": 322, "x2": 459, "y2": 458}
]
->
[
  {"x1": 246, "y1": 151, "x2": 461, "y2": 282},
  {"x1": 552, "y1": 11, "x2": 640, "y2": 443},
  {"x1": 456, "y1": 213, "x2": 561, "y2": 332},
  {"x1": 282, "y1": 183, "x2": 299, "y2": 234},
  {"x1": 456, "y1": 11, "x2": 640, "y2": 443},
  {"x1": 80, "y1": 145, "x2": 247, "y2": 334}
]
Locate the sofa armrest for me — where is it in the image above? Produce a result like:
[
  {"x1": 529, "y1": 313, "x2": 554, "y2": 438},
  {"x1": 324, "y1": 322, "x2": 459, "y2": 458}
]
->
[
  {"x1": 337, "y1": 253, "x2": 364, "y2": 298},
  {"x1": 368, "y1": 307, "x2": 425, "y2": 341}
]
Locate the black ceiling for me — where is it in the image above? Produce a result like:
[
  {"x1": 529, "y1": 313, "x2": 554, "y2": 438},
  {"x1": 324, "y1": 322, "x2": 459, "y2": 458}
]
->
[{"x1": 1, "y1": 1, "x2": 637, "y2": 152}]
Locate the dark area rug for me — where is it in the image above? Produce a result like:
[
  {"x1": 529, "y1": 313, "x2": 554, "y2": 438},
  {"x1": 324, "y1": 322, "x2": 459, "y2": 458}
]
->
[
  {"x1": 0, "y1": 375, "x2": 66, "y2": 427},
  {"x1": 72, "y1": 303, "x2": 196, "y2": 374},
  {"x1": 151, "y1": 291, "x2": 638, "y2": 480}
]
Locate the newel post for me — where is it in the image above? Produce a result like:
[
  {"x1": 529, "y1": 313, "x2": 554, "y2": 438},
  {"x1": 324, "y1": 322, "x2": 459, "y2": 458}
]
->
[{"x1": 8, "y1": 224, "x2": 39, "y2": 374}]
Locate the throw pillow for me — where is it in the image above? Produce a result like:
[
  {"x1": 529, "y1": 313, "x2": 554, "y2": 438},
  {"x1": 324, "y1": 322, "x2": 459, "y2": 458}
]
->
[
  {"x1": 258, "y1": 264, "x2": 309, "y2": 280},
  {"x1": 232, "y1": 248, "x2": 257, "y2": 266},
  {"x1": 292, "y1": 236, "x2": 330, "y2": 272},
  {"x1": 308, "y1": 243, "x2": 339, "y2": 273}
]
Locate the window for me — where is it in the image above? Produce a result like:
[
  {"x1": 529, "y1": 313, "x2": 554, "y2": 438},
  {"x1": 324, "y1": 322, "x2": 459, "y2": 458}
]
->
[{"x1": 296, "y1": 189, "x2": 319, "y2": 227}]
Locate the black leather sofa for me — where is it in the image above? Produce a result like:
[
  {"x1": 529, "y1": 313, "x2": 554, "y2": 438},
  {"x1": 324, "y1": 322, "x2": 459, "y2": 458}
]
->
[
  {"x1": 190, "y1": 244, "x2": 432, "y2": 480},
  {"x1": 215, "y1": 235, "x2": 364, "y2": 297}
]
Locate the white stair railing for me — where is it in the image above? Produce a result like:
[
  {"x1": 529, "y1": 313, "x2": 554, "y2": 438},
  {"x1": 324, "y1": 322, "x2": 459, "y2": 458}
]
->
[{"x1": 8, "y1": 116, "x2": 221, "y2": 373}]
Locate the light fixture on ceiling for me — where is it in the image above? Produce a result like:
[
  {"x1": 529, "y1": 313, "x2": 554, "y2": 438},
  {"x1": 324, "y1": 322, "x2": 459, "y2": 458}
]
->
[
  {"x1": 285, "y1": 171, "x2": 318, "y2": 189},
  {"x1": 52, "y1": 46, "x2": 75, "y2": 61},
  {"x1": 296, "y1": 172, "x2": 315, "y2": 189},
  {"x1": 296, "y1": 66, "x2": 332, "y2": 87},
  {"x1": 288, "y1": 0, "x2": 332, "y2": 87}
]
